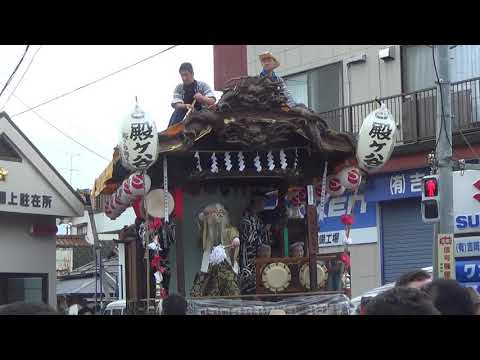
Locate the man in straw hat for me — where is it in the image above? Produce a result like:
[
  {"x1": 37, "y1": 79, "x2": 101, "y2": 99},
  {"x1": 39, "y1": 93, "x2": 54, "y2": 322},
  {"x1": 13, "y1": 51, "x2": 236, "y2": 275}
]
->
[
  {"x1": 258, "y1": 51, "x2": 296, "y2": 108},
  {"x1": 168, "y1": 62, "x2": 217, "y2": 127}
]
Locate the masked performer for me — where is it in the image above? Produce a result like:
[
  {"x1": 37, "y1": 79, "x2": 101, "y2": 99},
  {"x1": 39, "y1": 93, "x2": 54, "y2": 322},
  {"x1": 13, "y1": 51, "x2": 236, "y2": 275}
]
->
[{"x1": 190, "y1": 203, "x2": 240, "y2": 297}]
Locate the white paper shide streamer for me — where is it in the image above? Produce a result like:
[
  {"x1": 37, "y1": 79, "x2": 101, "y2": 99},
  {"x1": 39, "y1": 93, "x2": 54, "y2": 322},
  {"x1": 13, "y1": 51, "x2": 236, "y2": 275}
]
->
[
  {"x1": 279, "y1": 149, "x2": 288, "y2": 170},
  {"x1": 224, "y1": 152, "x2": 232, "y2": 171},
  {"x1": 254, "y1": 153, "x2": 262, "y2": 172},
  {"x1": 267, "y1": 151, "x2": 275, "y2": 171},
  {"x1": 194, "y1": 151, "x2": 202, "y2": 172},
  {"x1": 318, "y1": 161, "x2": 328, "y2": 222},
  {"x1": 294, "y1": 148, "x2": 298, "y2": 169},
  {"x1": 211, "y1": 152, "x2": 219, "y2": 173},
  {"x1": 238, "y1": 152, "x2": 245, "y2": 172},
  {"x1": 209, "y1": 245, "x2": 228, "y2": 265}
]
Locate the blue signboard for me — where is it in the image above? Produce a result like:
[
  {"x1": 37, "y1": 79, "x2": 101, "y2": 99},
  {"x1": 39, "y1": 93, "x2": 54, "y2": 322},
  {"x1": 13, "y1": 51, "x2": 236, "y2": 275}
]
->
[
  {"x1": 456, "y1": 259, "x2": 480, "y2": 283},
  {"x1": 318, "y1": 193, "x2": 376, "y2": 232},
  {"x1": 364, "y1": 168, "x2": 428, "y2": 202},
  {"x1": 460, "y1": 282, "x2": 480, "y2": 293}
]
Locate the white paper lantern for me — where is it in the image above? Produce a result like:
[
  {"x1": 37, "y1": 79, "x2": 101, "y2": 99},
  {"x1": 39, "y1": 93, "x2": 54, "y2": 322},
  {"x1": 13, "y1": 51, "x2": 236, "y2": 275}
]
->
[
  {"x1": 356, "y1": 103, "x2": 396, "y2": 173},
  {"x1": 116, "y1": 184, "x2": 130, "y2": 205},
  {"x1": 119, "y1": 103, "x2": 159, "y2": 172},
  {"x1": 122, "y1": 179, "x2": 135, "y2": 202},
  {"x1": 326, "y1": 174, "x2": 346, "y2": 197},
  {"x1": 338, "y1": 166, "x2": 362, "y2": 190},
  {"x1": 129, "y1": 173, "x2": 151, "y2": 197}
]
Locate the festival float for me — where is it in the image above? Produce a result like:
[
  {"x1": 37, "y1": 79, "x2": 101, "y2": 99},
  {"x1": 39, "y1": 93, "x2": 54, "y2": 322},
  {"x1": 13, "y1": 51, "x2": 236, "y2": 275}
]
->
[{"x1": 91, "y1": 76, "x2": 396, "y2": 315}]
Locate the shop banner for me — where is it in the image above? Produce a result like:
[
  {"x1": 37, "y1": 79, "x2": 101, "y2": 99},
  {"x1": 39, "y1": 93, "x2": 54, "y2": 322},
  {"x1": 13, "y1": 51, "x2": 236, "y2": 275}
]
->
[
  {"x1": 455, "y1": 236, "x2": 480, "y2": 258},
  {"x1": 438, "y1": 234, "x2": 455, "y2": 280}
]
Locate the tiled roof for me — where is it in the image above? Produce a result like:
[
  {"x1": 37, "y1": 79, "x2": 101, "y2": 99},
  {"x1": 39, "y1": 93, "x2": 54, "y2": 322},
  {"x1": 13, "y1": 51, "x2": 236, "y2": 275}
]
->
[{"x1": 56, "y1": 235, "x2": 91, "y2": 248}]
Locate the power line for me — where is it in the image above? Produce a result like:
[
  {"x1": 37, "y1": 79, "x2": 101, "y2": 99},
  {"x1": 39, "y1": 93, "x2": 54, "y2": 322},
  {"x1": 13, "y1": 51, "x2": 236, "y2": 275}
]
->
[
  {"x1": 0, "y1": 45, "x2": 30, "y2": 100},
  {"x1": 4, "y1": 89, "x2": 111, "y2": 161},
  {"x1": 0, "y1": 45, "x2": 42, "y2": 111},
  {"x1": 12, "y1": 45, "x2": 179, "y2": 118}
]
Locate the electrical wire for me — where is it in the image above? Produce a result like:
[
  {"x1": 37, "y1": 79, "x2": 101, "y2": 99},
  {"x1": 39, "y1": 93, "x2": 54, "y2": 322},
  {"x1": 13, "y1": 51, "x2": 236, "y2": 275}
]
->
[
  {"x1": 4, "y1": 89, "x2": 110, "y2": 162},
  {"x1": 0, "y1": 45, "x2": 30, "y2": 100},
  {"x1": 0, "y1": 45, "x2": 42, "y2": 111},
  {"x1": 11, "y1": 45, "x2": 179, "y2": 118}
]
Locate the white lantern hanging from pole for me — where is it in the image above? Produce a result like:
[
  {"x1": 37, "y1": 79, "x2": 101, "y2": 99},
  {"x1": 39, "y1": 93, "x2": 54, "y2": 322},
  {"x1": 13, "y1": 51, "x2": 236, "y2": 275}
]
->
[
  {"x1": 119, "y1": 100, "x2": 159, "y2": 172},
  {"x1": 356, "y1": 103, "x2": 396, "y2": 173}
]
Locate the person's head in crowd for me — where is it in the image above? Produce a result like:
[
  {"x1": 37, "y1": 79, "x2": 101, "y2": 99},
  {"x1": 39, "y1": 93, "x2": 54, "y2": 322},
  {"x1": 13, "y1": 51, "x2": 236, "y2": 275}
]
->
[
  {"x1": 359, "y1": 296, "x2": 373, "y2": 315},
  {"x1": 0, "y1": 302, "x2": 58, "y2": 315},
  {"x1": 78, "y1": 307, "x2": 94, "y2": 315},
  {"x1": 179, "y1": 62, "x2": 195, "y2": 86},
  {"x1": 161, "y1": 294, "x2": 188, "y2": 315},
  {"x1": 395, "y1": 270, "x2": 432, "y2": 289},
  {"x1": 424, "y1": 279, "x2": 476, "y2": 315},
  {"x1": 466, "y1": 288, "x2": 480, "y2": 315},
  {"x1": 364, "y1": 287, "x2": 440, "y2": 315}
]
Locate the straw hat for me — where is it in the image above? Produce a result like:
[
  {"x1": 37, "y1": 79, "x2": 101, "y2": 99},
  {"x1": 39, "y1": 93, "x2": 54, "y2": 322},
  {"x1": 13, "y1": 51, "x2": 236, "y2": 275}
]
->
[
  {"x1": 258, "y1": 51, "x2": 280, "y2": 69},
  {"x1": 269, "y1": 309, "x2": 286, "y2": 315}
]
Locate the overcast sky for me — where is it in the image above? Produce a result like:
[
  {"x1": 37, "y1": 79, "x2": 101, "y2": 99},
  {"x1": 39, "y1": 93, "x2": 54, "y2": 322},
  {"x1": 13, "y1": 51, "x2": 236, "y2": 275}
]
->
[{"x1": 0, "y1": 45, "x2": 220, "y2": 190}]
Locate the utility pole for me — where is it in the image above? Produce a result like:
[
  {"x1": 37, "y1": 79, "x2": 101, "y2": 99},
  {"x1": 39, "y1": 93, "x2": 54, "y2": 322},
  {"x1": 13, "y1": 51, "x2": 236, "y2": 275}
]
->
[
  {"x1": 87, "y1": 206, "x2": 105, "y2": 314},
  {"x1": 433, "y1": 45, "x2": 454, "y2": 280},
  {"x1": 61, "y1": 153, "x2": 80, "y2": 187}
]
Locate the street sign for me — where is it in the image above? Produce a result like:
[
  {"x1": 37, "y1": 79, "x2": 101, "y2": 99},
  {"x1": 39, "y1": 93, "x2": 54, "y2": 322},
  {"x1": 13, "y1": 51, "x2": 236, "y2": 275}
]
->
[
  {"x1": 455, "y1": 259, "x2": 480, "y2": 283},
  {"x1": 454, "y1": 236, "x2": 480, "y2": 258},
  {"x1": 437, "y1": 234, "x2": 456, "y2": 280}
]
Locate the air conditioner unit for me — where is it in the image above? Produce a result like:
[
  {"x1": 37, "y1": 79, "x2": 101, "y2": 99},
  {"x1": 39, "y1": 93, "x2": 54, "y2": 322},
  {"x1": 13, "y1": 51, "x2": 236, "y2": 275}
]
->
[{"x1": 379, "y1": 46, "x2": 395, "y2": 61}]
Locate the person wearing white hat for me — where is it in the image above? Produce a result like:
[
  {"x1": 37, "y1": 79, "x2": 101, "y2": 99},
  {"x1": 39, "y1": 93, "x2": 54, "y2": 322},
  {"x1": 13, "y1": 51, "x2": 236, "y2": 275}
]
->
[{"x1": 258, "y1": 51, "x2": 296, "y2": 108}]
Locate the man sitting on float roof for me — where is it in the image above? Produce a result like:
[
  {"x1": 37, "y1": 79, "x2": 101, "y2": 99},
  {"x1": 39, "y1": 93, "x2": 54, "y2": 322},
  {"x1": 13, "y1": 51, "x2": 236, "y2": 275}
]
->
[
  {"x1": 168, "y1": 62, "x2": 217, "y2": 127},
  {"x1": 258, "y1": 51, "x2": 296, "y2": 109}
]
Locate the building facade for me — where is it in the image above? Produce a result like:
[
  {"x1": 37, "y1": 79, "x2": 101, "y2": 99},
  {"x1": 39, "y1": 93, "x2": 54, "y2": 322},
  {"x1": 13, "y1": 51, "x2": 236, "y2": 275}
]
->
[
  {"x1": 0, "y1": 112, "x2": 84, "y2": 309},
  {"x1": 214, "y1": 45, "x2": 480, "y2": 296}
]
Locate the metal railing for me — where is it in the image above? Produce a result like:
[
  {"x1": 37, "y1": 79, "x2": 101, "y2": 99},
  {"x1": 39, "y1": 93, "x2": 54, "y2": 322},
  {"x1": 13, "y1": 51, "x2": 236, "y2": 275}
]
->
[{"x1": 319, "y1": 77, "x2": 480, "y2": 144}]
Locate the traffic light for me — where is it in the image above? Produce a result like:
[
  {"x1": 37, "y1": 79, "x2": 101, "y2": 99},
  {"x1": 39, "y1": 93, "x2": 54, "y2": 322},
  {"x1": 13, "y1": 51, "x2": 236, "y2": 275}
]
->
[{"x1": 421, "y1": 175, "x2": 440, "y2": 224}]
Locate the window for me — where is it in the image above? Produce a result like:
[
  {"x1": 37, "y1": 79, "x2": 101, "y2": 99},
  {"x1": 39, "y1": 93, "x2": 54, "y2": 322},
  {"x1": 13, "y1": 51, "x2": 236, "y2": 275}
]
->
[
  {"x1": 0, "y1": 273, "x2": 48, "y2": 305},
  {"x1": 284, "y1": 62, "x2": 343, "y2": 113},
  {"x1": 77, "y1": 224, "x2": 88, "y2": 235},
  {"x1": 402, "y1": 45, "x2": 480, "y2": 92}
]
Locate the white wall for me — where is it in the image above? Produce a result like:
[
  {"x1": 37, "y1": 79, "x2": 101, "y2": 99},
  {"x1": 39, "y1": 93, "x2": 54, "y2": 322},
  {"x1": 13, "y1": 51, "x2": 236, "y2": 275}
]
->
[
  {"x1": 117, "y1": 243, "x2": 126, "y2": 300},
  {"x1": 0, "y1": 212, "x2": 57, "y2": 309},
  {"x1": 70, "y1": 207, "x2": 136, "y2": 244},
  {"x1": 247, "y1": 45, "x2": 402, "y2": 105}
]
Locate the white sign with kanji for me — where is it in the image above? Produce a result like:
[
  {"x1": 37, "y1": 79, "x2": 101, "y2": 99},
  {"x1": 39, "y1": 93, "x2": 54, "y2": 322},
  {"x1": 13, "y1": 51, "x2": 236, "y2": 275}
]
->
[
  {"x1": 119, "y1": 104, "x2": 158, "y2": 171},
  {"x1": 356, "y1": 104, "x2": 396, "y2": 173},
  {"x1": 438, "y1": 233, "x2": 456, "y2": 280}
]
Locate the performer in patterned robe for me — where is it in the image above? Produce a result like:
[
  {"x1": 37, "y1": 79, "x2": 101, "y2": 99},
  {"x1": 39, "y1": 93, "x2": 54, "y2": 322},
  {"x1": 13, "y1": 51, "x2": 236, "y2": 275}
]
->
[{"x1": 239, "y1": 191, "x2": 271, "y2": 295}]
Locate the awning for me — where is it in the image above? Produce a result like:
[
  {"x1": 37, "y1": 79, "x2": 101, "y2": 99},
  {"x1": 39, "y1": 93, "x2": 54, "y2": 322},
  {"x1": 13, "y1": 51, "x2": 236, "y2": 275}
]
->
[{"x1": 91, "y1": 148, "x2": 121, "y2": 197}]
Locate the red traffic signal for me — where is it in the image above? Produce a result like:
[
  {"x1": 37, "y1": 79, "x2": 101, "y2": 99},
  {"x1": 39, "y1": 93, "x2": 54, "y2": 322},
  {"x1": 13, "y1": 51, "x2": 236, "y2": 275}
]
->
[{"x1": 424, "y1": 178, "x2": 438, "y2": 197}]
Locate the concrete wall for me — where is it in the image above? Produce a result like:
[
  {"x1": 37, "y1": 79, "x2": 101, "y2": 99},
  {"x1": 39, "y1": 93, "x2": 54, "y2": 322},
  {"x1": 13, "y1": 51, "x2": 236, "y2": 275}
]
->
[
  {"x1": 117, "y1": 243, "x2": 126, "y2": 300},
  {"x1": 247, "y1": 45, "x2": 402, "y2": 105},
  {"x1": 318, "y1": 243, "x2": 380, "y2": 298},
  {"x1": 0, "y1": 212, "x2": 57, "y2": 309},
  {"x1": 71, "y1": 208, "x2": 136, "y2": 244}
]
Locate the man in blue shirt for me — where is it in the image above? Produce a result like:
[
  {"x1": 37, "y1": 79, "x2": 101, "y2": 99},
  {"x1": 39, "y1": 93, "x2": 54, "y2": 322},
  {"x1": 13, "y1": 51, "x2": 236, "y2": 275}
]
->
[{"x1": 258, "y1": 51, "x2": 296, "y2": 108}]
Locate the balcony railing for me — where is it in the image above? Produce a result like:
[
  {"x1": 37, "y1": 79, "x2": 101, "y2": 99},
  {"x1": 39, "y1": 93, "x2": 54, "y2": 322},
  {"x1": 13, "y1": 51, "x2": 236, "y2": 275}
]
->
[{"x1": 319, "y1": 77, "x2": 480, "y2": 144}]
